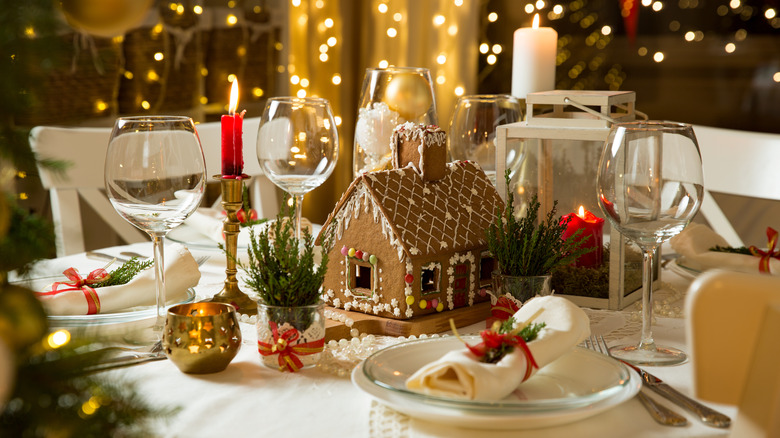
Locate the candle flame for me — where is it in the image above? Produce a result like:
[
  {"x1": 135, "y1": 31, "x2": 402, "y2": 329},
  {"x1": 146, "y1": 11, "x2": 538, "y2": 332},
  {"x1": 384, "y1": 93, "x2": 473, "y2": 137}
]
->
[
  {"x1": 578, "y1": 205, "x2": 585, "y2": 218},
  {"x1": 228, "y1": 79, "x2": 239, "y2": 115},
  {"x1": 532, "y1": 13, "x2": 540, "y2": 29}
]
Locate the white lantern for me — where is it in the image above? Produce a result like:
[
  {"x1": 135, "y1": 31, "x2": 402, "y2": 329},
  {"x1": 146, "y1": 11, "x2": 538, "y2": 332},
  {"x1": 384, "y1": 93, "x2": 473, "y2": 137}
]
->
[{"x1": 496, "y1": 90, "x2": 658, "y2": 310}]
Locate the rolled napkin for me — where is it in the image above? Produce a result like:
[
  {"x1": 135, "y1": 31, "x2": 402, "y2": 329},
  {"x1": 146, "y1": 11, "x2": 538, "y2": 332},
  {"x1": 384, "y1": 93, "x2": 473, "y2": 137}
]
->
[
  {"x1": 670, "y1": 223, "x2": 780, "y2": 275},
  {"x1": 37, "y1": 244, "x2": 201, "y2": 315},
  {"x1": 184, "y1": 208, "x2": 312, "y2": 247},
  {"x1": 406, "y1": 295, "x2": 590, "y2": 401}
]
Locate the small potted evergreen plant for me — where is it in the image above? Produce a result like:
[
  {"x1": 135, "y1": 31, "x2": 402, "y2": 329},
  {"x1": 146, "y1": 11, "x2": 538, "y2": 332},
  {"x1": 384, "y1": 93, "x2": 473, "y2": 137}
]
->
[
  {"x1": 238, "y1": 203, "x2": 333, "y2": 372},
  {"x1": 486, "y1": 172, "x2": 592, "y2": 304}
]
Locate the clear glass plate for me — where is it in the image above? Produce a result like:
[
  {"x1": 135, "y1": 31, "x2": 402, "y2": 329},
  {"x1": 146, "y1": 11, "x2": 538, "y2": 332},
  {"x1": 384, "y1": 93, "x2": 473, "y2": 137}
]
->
[
  {"x1": 669, "y1": 256, "x2": 702, "y2": 279},
  {"x1": 362, "y1": 336, "x2": 637, "y2": 413},
  {"x1": 12, "y1": 276, "x2": 196, "y2": 327}
]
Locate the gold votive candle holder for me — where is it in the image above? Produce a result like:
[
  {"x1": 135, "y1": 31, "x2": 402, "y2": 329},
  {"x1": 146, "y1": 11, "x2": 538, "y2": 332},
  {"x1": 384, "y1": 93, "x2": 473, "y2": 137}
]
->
[{"x1": 163, "y1": 302, "x2": 242, "y2": 374}]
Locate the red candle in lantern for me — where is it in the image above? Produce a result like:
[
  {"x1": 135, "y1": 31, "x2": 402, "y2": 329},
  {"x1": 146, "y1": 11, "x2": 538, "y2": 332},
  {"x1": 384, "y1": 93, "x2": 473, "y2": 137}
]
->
[
  {"x1": 561, "y1": 206, "x2": 605, "y2": 268},
  {"x1": 221, "y1": 79, "x2": 245, "y2": 177}
]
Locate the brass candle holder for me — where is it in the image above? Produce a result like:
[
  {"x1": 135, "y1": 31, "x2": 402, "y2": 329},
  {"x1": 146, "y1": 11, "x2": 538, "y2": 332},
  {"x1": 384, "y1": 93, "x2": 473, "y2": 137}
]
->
[{"x1": 208, "y1": 176, "x2": 257, "y2": 315}]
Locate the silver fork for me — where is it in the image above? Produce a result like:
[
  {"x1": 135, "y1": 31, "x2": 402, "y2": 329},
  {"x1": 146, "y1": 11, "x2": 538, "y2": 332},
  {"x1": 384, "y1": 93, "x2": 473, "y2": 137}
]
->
[{"x1": 585, "y1": 335, "x2": 688, "y2": 427}]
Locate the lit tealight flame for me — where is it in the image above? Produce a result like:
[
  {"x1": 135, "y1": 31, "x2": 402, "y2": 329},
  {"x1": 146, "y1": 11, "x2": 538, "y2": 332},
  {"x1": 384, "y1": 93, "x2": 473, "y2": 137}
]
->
[
  {"x1": 532, "y1": 13, "x2": 540, "y2": 28},
  {"x1": 229, "y1": 79, "x2": 239, "y2": 115},
  {"x1": 578, "y1": 205, "x2": 585, "y2": 218}
]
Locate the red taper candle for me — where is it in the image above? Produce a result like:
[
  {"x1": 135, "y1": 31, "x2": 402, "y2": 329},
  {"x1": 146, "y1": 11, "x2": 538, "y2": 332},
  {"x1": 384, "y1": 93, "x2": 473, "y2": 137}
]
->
[{"x1": 221, "y1": 79, "x2": 245, "y2": 177}]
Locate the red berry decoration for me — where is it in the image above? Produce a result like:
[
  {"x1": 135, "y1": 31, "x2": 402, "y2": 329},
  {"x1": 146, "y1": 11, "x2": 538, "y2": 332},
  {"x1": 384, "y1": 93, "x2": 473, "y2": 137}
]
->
[
  {"x1": 404, "y1": 274, "x2": 414, "y2": 284},
  {"x1": 236, "y1": 209, "x2": 247, "y2": 223},
  {"x1": 247, "y1": 208, "x2": 258, "y2": 221}
]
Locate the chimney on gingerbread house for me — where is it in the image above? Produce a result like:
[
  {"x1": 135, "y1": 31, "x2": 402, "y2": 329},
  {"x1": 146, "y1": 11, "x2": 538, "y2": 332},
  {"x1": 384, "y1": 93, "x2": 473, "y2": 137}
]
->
[{"x1": 390, "y1": 122, "x2": 448, "y2": 182}]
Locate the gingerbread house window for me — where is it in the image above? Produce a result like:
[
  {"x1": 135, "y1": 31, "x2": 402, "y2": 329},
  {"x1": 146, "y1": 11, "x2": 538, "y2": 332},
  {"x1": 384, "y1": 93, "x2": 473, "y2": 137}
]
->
[
  {"x1": 349, "y1": 260, "x2": 374, "y2": 297},
  {"x1": 479, "y1": 252, "x2": 496, "y2": 288},
  {"x1": 420, "y1": 262, "x2": 441, "y2": 295}
]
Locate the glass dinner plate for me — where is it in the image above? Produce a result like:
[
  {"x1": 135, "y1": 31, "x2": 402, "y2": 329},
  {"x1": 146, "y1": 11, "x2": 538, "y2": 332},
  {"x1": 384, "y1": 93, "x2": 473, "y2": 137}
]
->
[
  {"x1": 668, "y1": 256, "x2": 703, "y2": 279},
  {"x1": 12, "y1": 276, "x2": 196, "y2": 327},
  {"x1": 352, "y1": 336, "x2": 641, "y2": 430}
]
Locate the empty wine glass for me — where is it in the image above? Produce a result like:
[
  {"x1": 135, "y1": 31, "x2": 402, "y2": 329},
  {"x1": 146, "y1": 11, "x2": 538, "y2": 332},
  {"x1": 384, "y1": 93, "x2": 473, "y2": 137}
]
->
[
  {"x1": 597, "y1": 121, "x2": 703, "y2": 365},
  {"x1": 448, "y1": 94, "x2": 523, "y2": 186},
  {"x1": 105, "y1": 116, "x2": 206, "y2": 340},
  {"x1": 353, "y1": 67, "x2": 437, "y2": 177},
  {"x1": 257, "y1": 97, "x2": 339, "y2": 239}
]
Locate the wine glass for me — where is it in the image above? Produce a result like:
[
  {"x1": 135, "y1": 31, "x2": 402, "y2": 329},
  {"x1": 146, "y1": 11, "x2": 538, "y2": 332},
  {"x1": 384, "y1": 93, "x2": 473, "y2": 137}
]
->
[
  {"x1": 105, "y1": 116, "x2": 206, "y2": 341},
  {"x1": 257, "y1": 97, "x2": 339, "y2": 239},
  {"x1": 353, "y1": 67, "x2": 437, "y2": 177},
  {"x1": 448, "y1": 94, "x2": 523, "y2": 186},
  {"x1": 597, "y1": 121, "x2": 703, "y2": 365}
]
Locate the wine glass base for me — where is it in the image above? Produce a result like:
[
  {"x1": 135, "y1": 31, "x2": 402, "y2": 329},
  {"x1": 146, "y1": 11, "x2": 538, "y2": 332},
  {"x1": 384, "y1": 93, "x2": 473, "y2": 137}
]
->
[{"x1": 609, "y1": 344, "x2": 687, "y2": 366}]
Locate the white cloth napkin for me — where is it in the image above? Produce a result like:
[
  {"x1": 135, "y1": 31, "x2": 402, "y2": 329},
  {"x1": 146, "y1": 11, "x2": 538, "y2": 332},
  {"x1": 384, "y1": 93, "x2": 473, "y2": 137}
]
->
[
  {"x1": 38, "y1": 244, "x2": 201, "y2": 315},
  {"x1": 184, "y1": 208, "x2": 312, "y2": 247},
  {"x1": 405, "y1": 295, "x2": 590, "y2": 401},
  {"x1": 669, "y1": 223, "x2": 780, "y2": 275}
]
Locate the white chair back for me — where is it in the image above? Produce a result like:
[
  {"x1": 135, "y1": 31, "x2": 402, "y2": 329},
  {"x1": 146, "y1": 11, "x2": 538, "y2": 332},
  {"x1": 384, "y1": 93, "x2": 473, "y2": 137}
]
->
[
  {"x1": 693, "y1": 124, "x2": 780, "y2": 247},
  {"x1": 30, "y1": 125, "x2": 147, "y2": 256},
  {"x1": 31, "y1": 118, "x2": 279, "y2": 257}
]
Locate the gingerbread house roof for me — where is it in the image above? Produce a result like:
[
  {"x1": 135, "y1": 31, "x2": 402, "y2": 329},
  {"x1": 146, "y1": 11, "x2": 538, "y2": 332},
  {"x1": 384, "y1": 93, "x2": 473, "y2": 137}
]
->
[{"x1": 319, "y1": 161, "x2": 503, "y2": 261}]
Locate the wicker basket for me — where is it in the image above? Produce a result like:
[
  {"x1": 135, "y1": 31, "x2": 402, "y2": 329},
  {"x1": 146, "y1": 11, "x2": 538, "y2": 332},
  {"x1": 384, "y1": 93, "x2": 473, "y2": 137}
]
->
[
  {"x1": 14, "y1": 33, "x2": 121, "y2": 127},
  {"x1": 118, "y1": 7, "x2": 201, "y2": 114}
]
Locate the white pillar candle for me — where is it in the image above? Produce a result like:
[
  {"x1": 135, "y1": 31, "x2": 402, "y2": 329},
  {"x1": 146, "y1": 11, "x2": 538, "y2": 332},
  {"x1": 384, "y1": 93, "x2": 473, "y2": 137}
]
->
[{"x1": 511, "y1": 14, "x2": 558, "y2": 99}]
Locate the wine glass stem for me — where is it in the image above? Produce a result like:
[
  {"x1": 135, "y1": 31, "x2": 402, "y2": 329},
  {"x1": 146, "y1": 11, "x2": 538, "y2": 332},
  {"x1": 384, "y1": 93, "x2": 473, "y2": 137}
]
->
[
  {"x1": 639, "y1": 247, "x2": 656, "y2": 351},
  {"x1": 151, "y1": 233, "x2": 166, "y2": 340},
  {"x1": 294, "y1": 194, "x2": 304, "y2": 240}
]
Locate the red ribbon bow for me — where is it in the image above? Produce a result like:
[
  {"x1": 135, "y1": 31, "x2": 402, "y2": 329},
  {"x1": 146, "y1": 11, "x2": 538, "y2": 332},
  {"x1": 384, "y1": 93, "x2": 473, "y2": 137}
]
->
[
  {"x1": 257, "y1": 322, "x2": 325, "y2": 372},
  {"x1": 464, "y1": 328, "x2": 539, "y2": 383},
  {"x1": 490, "y1": 296, "x2": 520, "y2": 322},
  {"x1": 36, "y1": 267, "x2": 108, "y2": 314},
  {"x1": 749, "y1": 227, "x2": 780, "y2": 274}
]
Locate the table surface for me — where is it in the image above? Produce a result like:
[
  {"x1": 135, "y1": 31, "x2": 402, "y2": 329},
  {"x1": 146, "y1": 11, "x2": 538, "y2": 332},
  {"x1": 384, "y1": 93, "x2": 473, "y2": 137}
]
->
[{"x1": 24, "y1": 241, "x2": 737, "y2": 438}]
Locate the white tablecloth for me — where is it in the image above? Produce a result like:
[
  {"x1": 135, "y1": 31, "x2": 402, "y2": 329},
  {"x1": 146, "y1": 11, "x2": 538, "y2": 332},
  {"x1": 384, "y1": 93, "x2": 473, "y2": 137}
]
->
[{"x1": 25, "y1": 242, "x2": 736, "y2": 438}]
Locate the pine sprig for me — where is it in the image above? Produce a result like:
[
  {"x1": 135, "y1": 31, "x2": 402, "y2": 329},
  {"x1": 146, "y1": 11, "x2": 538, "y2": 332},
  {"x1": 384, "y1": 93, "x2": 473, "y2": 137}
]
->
[
  {"x1": 479, "y1": 316, "x2": 546, "y2": 364},
  {"x1": 710, "y1": 245, "x2": 752, "y2": 255},
  {"x1": 486, "y1": 171, "x2": 593, "y2": 277},
  {"x1": 238, "y1": 200, "x2": 334, "y2": 307},
  {"x1": 92, "y1": 258, "x2": 153, "y2": 288}
]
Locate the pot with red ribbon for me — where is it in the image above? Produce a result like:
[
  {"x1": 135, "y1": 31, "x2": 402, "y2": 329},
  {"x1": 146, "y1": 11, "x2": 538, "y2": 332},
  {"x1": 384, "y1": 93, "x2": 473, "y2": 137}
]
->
[{"x1": 256, "y1": 301, "x2": 325, "y2": 372}]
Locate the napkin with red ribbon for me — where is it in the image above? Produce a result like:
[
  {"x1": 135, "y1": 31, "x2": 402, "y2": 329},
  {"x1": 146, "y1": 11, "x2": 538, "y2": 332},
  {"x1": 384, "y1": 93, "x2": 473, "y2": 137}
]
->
[
  {"x1": 257, "y1": 321, "x2": 325, "y2": 372},
  {"x1": 405, "y1": 296, "x2": 590, "y2": 401},
  {"x1": 185, "y1": 208, "x2": 312, "y2": 247},
  {"x1": 670, "y1": 223, "x2": 780, "y2": 275},
  {"x1": 36, "y1": 244, "x2": 201, "y2": 315}
]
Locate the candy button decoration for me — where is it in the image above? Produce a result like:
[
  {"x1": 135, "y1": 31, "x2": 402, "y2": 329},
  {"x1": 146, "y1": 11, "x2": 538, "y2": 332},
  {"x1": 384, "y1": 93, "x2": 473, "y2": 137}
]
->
[
  {"x1": 419, "y1": 299, "x2": 427, "y2": 310},
  {"x1": 436, "y1": 302, "x2": 444, "y2": 312},
  {"x1": 405, "y1": 295, "x2": 415, "y2": 305},
  {"x1": 430, "y1": 298, "x2": 439, "y2": 309},
  {"x1": 340, "y1": 246, "x2": 349, "y2": 256},
  {"x1": 404, "y1": 274, "x2": 414, "y2": 284},
  {"x1": 355, "y1": 250, "x2": 363, "y2": 259},
  {"x1": 362, "y1": 252, "x2": 370, "y2": 262},
  {"x1": 369, "y1": 255, "x2": 377, "y2": 265},
  {"x1": 348, "y1": 248, "x2": 356, "y2": 257}
]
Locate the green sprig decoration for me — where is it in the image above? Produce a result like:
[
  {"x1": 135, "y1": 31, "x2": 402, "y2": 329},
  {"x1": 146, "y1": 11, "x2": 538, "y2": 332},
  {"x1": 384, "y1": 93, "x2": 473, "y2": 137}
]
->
[
  {"x1": 92, "y1": 258, "x2": 153, "y2": 288},
  {"x1": 486, "y1": 171, "x2": 593, "y2": 277},
  {"x1": 481, "y1": 317, "x2": 546, "y2": 364},
  {"x1": 237, "y1": 200, "x2": 334, "y2": 307},
  {"x1": 710, "y1": 245, "x2": 752, "y2": 255}
]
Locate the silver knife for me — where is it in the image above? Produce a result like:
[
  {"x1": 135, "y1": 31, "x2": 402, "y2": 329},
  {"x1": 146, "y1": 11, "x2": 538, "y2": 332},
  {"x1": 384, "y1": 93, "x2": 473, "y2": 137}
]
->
[{"x1": 622, "y1": 360, "x2": 731, "y2": 428}]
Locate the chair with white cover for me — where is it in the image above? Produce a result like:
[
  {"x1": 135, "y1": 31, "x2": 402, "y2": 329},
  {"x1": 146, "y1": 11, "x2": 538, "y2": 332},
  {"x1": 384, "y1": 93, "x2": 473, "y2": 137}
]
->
[
  {"x1": 29, "y1": 125, "x2": 147, "y2": 257},
  {"x1": 194, "y1": 117, "x2": 279, "y2": 218},
  {"x1": 693, "y1": 124, "x2": 780, "y2": 248}
]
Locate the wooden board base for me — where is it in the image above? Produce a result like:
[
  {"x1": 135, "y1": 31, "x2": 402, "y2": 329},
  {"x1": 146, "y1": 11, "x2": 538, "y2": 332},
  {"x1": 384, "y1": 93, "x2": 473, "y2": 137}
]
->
[{"x1": 324, "y1": 302, "x2": 491, "y2": 341}]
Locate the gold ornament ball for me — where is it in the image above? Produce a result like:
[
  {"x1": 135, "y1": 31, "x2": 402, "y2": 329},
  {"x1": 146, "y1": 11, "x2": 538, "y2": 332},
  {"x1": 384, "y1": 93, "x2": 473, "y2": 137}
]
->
[
  {"x1": 60, "y1": 0, "x2": 153, "y2": 38},
  {"x1": 383, "y1": 74, "x2": 433, "y2": 121}
]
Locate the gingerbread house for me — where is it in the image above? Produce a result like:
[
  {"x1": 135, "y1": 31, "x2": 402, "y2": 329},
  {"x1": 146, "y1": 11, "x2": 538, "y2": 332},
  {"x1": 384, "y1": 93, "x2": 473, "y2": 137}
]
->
[{"x1": 317, "y1": 123, "x2": 503, "y2": 320}]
